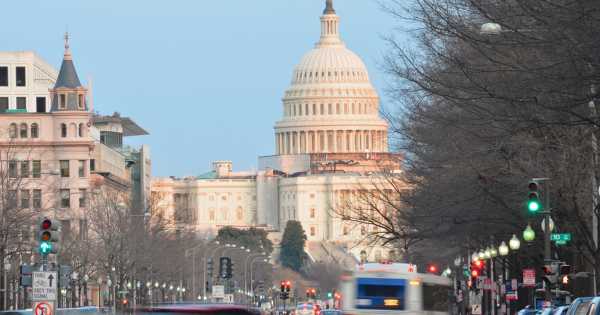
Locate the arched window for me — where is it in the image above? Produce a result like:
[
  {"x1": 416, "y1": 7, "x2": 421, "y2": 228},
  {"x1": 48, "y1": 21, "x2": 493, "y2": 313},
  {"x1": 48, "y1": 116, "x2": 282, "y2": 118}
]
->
[
  {"x1": 360, "y1": 250, "x2": 367, "y2": 263},
  {"x1": 60, "y1": 123, "x2": 67, "y2": 138},
  {"x1": 19, "y1": 124, "x2": 27, "y2": 138},
  {"x1": 320, "y1": 104, "x2": 324, "y2": 115},
  {"x1": 31, "y1": 123, "x2": 38, "y2": 138},
  {"x1": 375, "y1": 250, "x2": 382, "y2": 262},
  {"x1": 78, "y1": 123, "x2": 84, "y2": 137},
  {"x1": 236, "y1": 207, "x2": 243, "y2": 220},
  {"x1": 336, "y1": 104, "x2": 340, "y2": 115},
  {"x1": 358, "y1": 104, "x2": 362, "y2": 115},
  {"x1": 299, "y1": 104, "x2": 302, "y2": 116},
  {"x1": 9, "y1": 124, "x2": 17, "y2": 138},
  {"x1": 389, "y1": 250, "x2": 397, "y2": 262},
  {"x1": 344, "y1": 104, "x2": 348, "y2": 115}
]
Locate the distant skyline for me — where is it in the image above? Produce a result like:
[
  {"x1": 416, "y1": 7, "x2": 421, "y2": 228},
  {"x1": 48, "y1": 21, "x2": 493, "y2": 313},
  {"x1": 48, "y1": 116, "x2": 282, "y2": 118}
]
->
[{"x1": 0, "y1": 0, "x2": 399, "y2": 178}]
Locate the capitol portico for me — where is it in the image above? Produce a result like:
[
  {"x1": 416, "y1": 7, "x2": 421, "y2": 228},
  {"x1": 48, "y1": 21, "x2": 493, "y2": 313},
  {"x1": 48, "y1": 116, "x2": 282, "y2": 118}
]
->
[{"x1": 152, "y1": 0, "x2": 403, "y2": 267}]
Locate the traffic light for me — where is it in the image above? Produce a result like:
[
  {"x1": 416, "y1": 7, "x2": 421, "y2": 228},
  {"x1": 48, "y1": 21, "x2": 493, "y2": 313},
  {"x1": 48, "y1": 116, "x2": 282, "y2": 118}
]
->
[
  {"x1": 281, "y1": 281, "x2": 285, "y2": 292},
  {"x1": 207, "y1": 259, "x2": 214, "y2": 276},
  {"x1": 311, "y1": 289, "x2": 316, "y2": 299},
  {"x1": 219, "y1": 257, "x2": 231, "y2": 278},
  {"x1": 39, "y1": 217, "x2": 59, "y2": 254},
  {"x1": 19, "y1": 264, "x2": 32, "y2": 287},
  {"x1": 206, "y1": 281, "x2": 213, "y2": 293},
  {"x1": 327, "y1": 291, "x2": 332, "y2": 298},
  {"x1": 317, "y1": 288, "x2": 321, "y2": 297},
  {"x1": 471, "y1": 260, "x2": 482, "y2": 279},
  {"x1": 227, "y1": 260, "x2": 234, "y2": 278},
  {"x1": 233, "y1": 281, "x2": 238, "y2": 292},
  {"x1": 229, "y1": 281, "x2": 235, "y2": 293},
  {"x1": 259, "y1": 280, "x2": 264, "y2": 292},
  {"x1": 286, "y1": 281, "x2": 291, "y2": 292},
  {"x1": 542, "y1": 263, "x2": 559, "y2": 284},
  {"x1": 122, "y1": 299, "x2": 127, "y2": 311},
  {"x1": 306, "y1": 289, "x2": 310, "y2": 299},
  {"x1": 560, "y1": 265, "x2": 571, "y2": 276},
  {"x1": 528, "y1": 181, "x2": 540, "y2": 212},
  {"x1": 428, "y1": 265, "x2": 437, "y2": 274}
]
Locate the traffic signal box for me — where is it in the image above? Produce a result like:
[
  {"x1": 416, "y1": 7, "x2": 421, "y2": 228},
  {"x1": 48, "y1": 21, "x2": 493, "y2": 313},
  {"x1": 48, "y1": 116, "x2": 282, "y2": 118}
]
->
[
  {"x1": 207, "y1": 259, "x2": 214, "y2": 276},
  {"x1": 560, "y1": 265, "x2": 571, "y2": 284},
  {"x1": 280, "y1": 281, "x2": 290, "y2": 300},
  {"x1": 470, "y1": 259, "x2": 483, "y2": 290},
  {"x1": 541, "y1": 263, "x2": 559, "y2": 285},
  {"x1": 122, "y1": 299, "x2": 127, "y2": 311},
  {"x1": 220, "y1": 257, "x2": 232, "y2": 279},
  {"x1": 259, "y1": 280, "x2": 265, "y2": 292},
  {"x1": 39, "y1": 217, "x2": 59, "y2": 254},
  {"x1": 528, "y1": 181, "x2": 540, "y2": 212},
  {"x1": 206, "y1": 281, "x2": 213, "y2": 293}
]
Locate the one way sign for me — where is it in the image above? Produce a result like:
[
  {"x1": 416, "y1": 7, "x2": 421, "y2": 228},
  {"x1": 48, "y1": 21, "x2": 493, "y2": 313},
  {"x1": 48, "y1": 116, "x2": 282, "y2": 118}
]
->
[{"x1": 32, "y1": 271, "x2": 58, "y2": 301}]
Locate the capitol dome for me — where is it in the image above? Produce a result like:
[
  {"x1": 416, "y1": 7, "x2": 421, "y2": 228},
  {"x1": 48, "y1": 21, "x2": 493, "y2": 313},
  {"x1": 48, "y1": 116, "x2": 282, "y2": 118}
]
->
[{"x1": 274, "y1": 0, "x2": 389, "y2": 156}]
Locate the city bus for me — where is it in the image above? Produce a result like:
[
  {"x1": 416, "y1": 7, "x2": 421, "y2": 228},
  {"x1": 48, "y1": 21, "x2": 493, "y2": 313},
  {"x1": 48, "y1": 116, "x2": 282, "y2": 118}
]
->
[{"x1": 341, "y1": 262, "x2": 453, "y2": 315}]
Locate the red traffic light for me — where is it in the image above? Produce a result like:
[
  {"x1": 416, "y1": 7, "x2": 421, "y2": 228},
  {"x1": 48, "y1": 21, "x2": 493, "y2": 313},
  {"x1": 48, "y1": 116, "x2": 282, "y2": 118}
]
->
[
  {"x1": 122, "y1": 299, "x2": 127, "y2": 305},
  {"x1": 306, "y1": 290, "x2": 310, "y2": 293},
  {"x1": 528, "y1": 182, "x2": 538, "y2": 190},
  {"x1": 286, "y1": 281, "x2": 291, "y2": 287},
  {"x1": 41, "y1": 219, "x2": 52, "y2": 229},
  {"x1": 474, "y1": 260, "x2": 482, "y2": 267},
  {"x1": 311, "y1": 289, "x2": 316, "y2": 294},
  {"x1": 429, "y1": 265, "x2": 436, "y2": 273},
  {"x1": 472, "y1": 270, "x2": 479, "y2": 277}
]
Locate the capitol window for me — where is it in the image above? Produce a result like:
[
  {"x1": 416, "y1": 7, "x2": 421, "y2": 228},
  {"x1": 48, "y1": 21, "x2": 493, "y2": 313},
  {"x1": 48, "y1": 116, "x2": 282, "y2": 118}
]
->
[
  {"x1": 294, "y1": 105, "x2": 296, "y2": 116},
  {"x1": 305, "y1": 104, "x2": 309, "y2": 115},
  {"x1": 321, "y1": 72, "x2": 324, "y2": 77},
  {"x1": 209, "y1": 210, "x2": 215, "y2": 220},
  {"x1": 221, "y1": 210, "x2": 227, "y2": 220},
  {"x1": 336, "y1": 104, "x2": 340, "y2": 115},
  {"x1": 209, "y1": 196, "x2": 214, "y2": 201},
  {"x1": 222, "y1": 196, "x2": 227, "y2": 201},
  {"x1": 328, "y1": 71, "x2": 331, "y2": 77},
  {"x1": 310, "y1": 194, "x2": 314, "y2": 198},
  {"x1": 310, "y1": 227, "x2": 316, "y2": 236},
  {"x1": 299, "y1": 105, "x2": 302, "y2": 116},
  {"x1": 313, "y1": 104, "x2": 317, "y2": 115},
  {"x1": 352, "y1": 104, "x2": 355, "y2": 115},
  {"x1": 358, "y1": 104, "x2": 362, "y2": 115},
  {"x1": 9, "y1": 124, "x2": 16, "y2": 138},
  {"x1": 310, "y1": 208, "x2": 315, "y2": 218},
  {"x1": 320, "y1": 104, "x2": 324, "y2": 115},
  {"x1": 328, "y1": 104, "x2": 332, "y2": 115}
]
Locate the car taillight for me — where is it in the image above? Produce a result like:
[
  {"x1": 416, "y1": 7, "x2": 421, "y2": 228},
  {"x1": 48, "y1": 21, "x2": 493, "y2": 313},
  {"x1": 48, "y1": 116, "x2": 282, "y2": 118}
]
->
[
  {"x1": 296, "y1": 312, "x2": 299, "y2": 314},
  {"x1": 311, "y1": 312, "x2": 314, "y2": 314}
]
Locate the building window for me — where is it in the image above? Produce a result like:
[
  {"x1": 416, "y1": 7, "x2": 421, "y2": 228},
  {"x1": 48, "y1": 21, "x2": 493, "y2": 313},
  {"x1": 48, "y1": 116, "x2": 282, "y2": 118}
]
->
[
  {"x1": 209, "y1": 210, "x2": 215, "y2": 220},
  {"x1": 221, "y1": 210, "x2": 227, "y2": 220},
  {"x1": 31, "y1": 123, "x2": 38, "y2": 138},
  {"x1": 305, "y1": 104, "x2": 309, "y2": 115},
  {"x1": 17, "y1": 97, "x2": 26, "y2": 110},
  {"x1": 78, "y1": 160, "x2": 85, "y2": 177},
  {"x1": 36, "y1": 97, "x2": 46, "y2": 113},
  {"x1": 237, "y1": 207, "x2": 243, "y2": 220},
  {"x1": 89, "y1": 159, "x2": 95, "y2": 171},
  {"x1": 209, "y1": 196, "x2": 214, "y2": 201},
  {"x1": 79, "y1": 189, "x2": 86, "y2": 207},
  {"x1": 343, "y1": 226, "x2": 348, "y2": 235},
  {"x1": 310, "y1": 226, "x2": 316, "y2": 236},
  {"x1": 299, "y1": 105, "x2": 302, "y2": 116},
  {"x1": 0, "y1": 97, "x2": 8, "y2": 113},
  {"x1": 59, "y1": 94, "x2": 66, "y2": 109},
  {"x1": 336, "y1": 104, "x2": 340, "y2": 115},
  {"x1": 344, "y1": 104, "x2": 348, "y2": 114},
  {"x1": 61, "y1": 123, "x2": 67, "y2": 137},
  {"x1": 20, "y1": 123, "x2": 27, "y2": 138},
  {"x1": 20, "y1": 160, "x2": 28, "y2": 177},
  {"x1": 0, "y1": 67, "x2": 7, "y2": 86},
  {"x1": 79, "y1": 123, "x2": 83, "y2": 137},
  {"x1": 320, "y1": 104, "x2": 324, "y2": 115},
  {"x1": 8, "y1": 161, "x2": 16, "y2": 178},
  {"x1": 313, "y1": 104, "x2": 316, "y2": 115},
  {"x1": 352, "y1": 104, "x2": 355, "y2": 114},
  {"x1": 16, "y1": 67, "x2": 25, "y2": 86},
  {"x1": 33, "y1": 190, "x2": 41, "y2": 208},
  {"x1": 9, "y1": 124, "x2": 16, "y2": 138},
  {"x1": 78, "y1": 94, "x2": 84, "y2": 109},
  {"x1": 60, "y1": 189, "x2": 70, "y2": 207},
  {"x1": 375, "y1": 250, "x2": 382, "y2": 262},
  {"x1": 60, "y1": 160, "x2": 69, "y2": 177},
  {"x1": 310, "y1": 194, "x2": 314, "y2": 198},
  {"x1": 293, "y1": 105, "x2": 296, "y2": 116},
  {"x1": 21, "y1": 190, "x2": 29, "y2": 208},
  {"x1": 359, "y1": 103, "x2": 362, "y2": 115},
  {"x1": 310, "y1": 208, "x2": 315, "y2": 218},
  {"x1": 32, "y1": 161, "x2": 41, "y2": 178},
  {"x1": 222, "y1": 196, "x2": 226, "y2": 201}
]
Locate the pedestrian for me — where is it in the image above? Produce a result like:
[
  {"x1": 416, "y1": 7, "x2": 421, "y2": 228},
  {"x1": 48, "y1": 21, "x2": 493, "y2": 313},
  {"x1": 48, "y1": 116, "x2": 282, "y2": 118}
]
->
[{"x1": 453, "y1": 303, "x2": 459, "y2": 315}]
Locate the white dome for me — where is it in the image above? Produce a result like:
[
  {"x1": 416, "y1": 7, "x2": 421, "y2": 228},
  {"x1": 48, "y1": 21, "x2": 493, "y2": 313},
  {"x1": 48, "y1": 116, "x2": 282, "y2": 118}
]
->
[{"x1": 291, "y1": 46, "x2": 371, "y2": 85}]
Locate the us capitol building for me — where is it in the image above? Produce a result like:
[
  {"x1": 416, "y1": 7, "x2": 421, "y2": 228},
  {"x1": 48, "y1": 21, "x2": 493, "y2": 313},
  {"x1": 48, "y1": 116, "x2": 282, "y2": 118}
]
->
[{"x1": 152, "y1": 1, "x2": 402, "y2": 268}]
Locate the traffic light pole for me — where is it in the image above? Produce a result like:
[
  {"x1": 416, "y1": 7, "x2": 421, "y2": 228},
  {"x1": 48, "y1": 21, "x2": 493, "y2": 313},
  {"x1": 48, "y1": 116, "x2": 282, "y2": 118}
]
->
[{"x1": 534, "y1": 178, "x2": 552, "y2": 303}]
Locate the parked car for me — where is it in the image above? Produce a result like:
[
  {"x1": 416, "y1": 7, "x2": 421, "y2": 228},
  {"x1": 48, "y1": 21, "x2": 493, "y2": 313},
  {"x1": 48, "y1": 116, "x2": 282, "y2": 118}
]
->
[
  {"x1": 583, "y1": 297, "x2": 600, "y2": 315},
  {"x1": 554, "y1": 306, "x2": 570, "y2": 315},
  {"x1": 566, "y1": 297, "x2": 595, "y2": 315},
  {"x1": 296, "y1": 304, "x2": 314, "y2": 315},
  {"x1": 517, "y1": 309, "x2": 539, "y2": 315}
]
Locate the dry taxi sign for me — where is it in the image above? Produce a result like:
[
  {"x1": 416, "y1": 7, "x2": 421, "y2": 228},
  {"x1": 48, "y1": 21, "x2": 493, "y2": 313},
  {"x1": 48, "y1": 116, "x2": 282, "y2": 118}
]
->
[{"x1": 33, "y1": 271, "x2": 58, "y2": 301}]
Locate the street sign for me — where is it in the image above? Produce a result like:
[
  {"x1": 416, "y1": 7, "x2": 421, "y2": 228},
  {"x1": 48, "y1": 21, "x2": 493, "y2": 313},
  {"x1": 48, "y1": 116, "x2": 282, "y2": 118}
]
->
[
  {"x1": 500, "y1": 284, "x2": 506, "y2": 294},
  {"x1": 511, "y1": 279, "x2": 517, "y2": 290},
  {"x1": 555, "y1": 240, "x2": 567, "y2": 245},
  {"x1": 501, "y1": 304, "x2": 506, "y2": 314},
  {"x1": 463, "y1": 264, "x2": 468, "y2": 270},
  {"x1": 464, "y1": 271, "x2": 471, "y2": 276},
  {"x1": 506, "y1": 290, "x2": 518, "y2": 300},
  {"x1": 471, "y1": 295, "x2": 482, "y2": 305},
  {"x1": 523, "y1": 270, "x2": 536, "y2": 286},
  {"x1": 118, "y1": 291, "x2": 129, "y2": 294},
  {"x1": 223, "y1": 294, "x2": 233, "y2": 303},
  {"x1": 102, "y1": 292, "x2": 108, "y2": 296},
  {"x1": 34, "y1": 301, "x2": 54, "y2": 315},
  {"x1": 472, "y1": 304, "x2": 482, "y2": 315},
  {"x1": 542, "y1": 301, "x2": 551, "y2": 307},
  {"x1": 551, "y1": 234, "x2": 571, "y2": 241},
  {"x1": 492, "y1": 292, "x2": 497, "y2": 300},
  {"x1": 32, "y1": 271, "x2": 58, "y2": 301},
  {"x1": 212, "y1": 285, "x2": 224, "y2": 298},
  {"x1": 484, "y1": 279, "x2": 491, "y2": 290}
]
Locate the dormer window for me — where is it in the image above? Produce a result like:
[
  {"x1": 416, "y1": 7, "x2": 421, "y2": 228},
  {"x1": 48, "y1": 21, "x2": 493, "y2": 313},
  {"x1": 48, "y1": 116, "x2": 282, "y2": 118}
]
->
[
  {"x1": 59, "y1": 94, "x2": 66, "y2": 109},
  {"x1": 78, "y1": 94, "x2": 84, "y2": 109}
]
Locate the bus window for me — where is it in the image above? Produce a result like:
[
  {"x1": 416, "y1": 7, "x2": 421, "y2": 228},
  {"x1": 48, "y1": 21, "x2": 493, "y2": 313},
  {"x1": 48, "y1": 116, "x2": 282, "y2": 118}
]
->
[
  {"x1": 422, "y1": 284, "x2": 453, "y2": 312},
  {"x1": 356, "y1": 278, "x2": 405, "y2": 310}
]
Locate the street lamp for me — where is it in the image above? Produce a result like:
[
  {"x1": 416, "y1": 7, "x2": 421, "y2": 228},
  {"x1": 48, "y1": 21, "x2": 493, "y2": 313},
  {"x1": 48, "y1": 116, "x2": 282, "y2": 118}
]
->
[
  {"x1": 509, "y1": 235, "x2": 521, "y2": 251},
  {"x1": 523, "y1": 224, "x2": 535, "y2": 307},
  {"x1": 472, "y1": 251, "x2": 479, "y2": 262},
  {"x1": 499, "y1": 241, "x2": 509, "y2": 315},
  {"x1": 541, "y1": 218, "x2": 555, "y2": 232},
  {"x1": 453, "y1": 257, "x2": 461, "y2": 296},
  {"x1": 478, "y1": 249, "x2": 485, "y2": 260},
  {"x1": 245, "y1": 252, "x2": 266, "y2": 306},
  {"x1": 97, "y1": 278, "x2": 102, "y2": 309}
]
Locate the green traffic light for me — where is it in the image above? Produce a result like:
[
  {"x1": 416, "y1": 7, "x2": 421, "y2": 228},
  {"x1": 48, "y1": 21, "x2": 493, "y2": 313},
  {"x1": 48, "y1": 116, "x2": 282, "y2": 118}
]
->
[
  {"x1": 327, "y1": 292, "x2": 332, "y2": 298},
  {"x1": 40, "y1": 242, "x2": 51, "y2": 254},
  {"x1": 528, "y1": 201, "x2": 539, "y2": 211}
]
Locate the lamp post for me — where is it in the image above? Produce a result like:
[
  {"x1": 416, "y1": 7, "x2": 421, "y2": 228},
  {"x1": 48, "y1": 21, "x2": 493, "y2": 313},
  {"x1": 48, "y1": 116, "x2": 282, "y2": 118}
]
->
[
  {"x1": 203, "y1": 242, "x2": 223, "y2": 299},
  {"x1": 3, "y1": 260, "x2": 11, "y2": 311},
  {"x1": 490, "y1": 244, "x2": 498, "y2": 315},
  {"x1": 523, "y1": 224, "x2": 535, "y2": 307},
  {"x1": 107, "y1": 277, "x2": 112, "y2": 314},
  {"x1": 97, "y1": 278, "x2": 102, "y2": 309},
  {"x1": 245, "y1": 251, "x2": 264, "y2": 307},
  {"x1": 83, "y1": 274, "x2": 89, "y2": 306},
  {"x1": 250, "y1": 258, "x2": 269, "y2": 307},
  {"x1": 499, "y1": 242, "x2": 509, "y2": 315}
]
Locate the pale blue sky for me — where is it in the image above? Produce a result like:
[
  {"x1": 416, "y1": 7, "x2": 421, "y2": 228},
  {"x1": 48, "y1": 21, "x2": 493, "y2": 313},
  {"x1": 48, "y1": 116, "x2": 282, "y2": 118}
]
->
[{"x1": 1, "y1": 0, "x2": 399, "y2": 177}]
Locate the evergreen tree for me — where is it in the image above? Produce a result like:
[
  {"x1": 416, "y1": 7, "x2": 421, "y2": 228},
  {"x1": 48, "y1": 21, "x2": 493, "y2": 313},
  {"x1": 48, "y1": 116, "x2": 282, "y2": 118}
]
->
[
  {"x1": 280, "y1": 221, "x2": 307, "y2": 271},
  {"x1": 214, "y1": 226, "x2": 274, "y2": 255}
]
